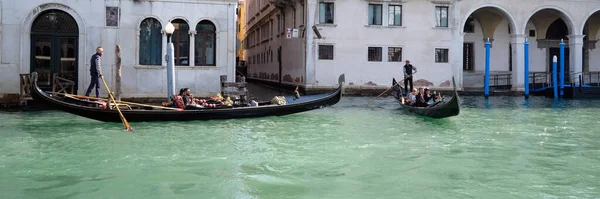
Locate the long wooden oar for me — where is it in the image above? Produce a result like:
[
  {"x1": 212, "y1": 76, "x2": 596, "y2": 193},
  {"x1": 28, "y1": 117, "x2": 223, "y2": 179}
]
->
[
  {"x1": 366, "y1": 72, "x2": 417, "y2": 105},
  {"x1": 100, "y1": 76, "x2": 134, "y2": 132},
  {"x1": 54, "y1": 93, "x2": 183, "y2": 111}
]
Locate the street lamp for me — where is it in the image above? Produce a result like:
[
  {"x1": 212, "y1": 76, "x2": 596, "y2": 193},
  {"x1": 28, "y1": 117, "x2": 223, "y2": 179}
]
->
[{"x1": 164, "y1": 22, "x2": 175, "y2": 101}]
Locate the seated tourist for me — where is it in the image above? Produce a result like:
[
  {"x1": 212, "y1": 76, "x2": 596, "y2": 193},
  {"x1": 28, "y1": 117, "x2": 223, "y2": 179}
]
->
[
  {"x1": 424, "y1": 87, "x2": 434, "y2": 104},
  {"x1": 162, "y1": 88, "x2": 185, "y2": 108},
  {"x1": 404, "y1": 88, "x2": 417, "y2": 105},
  {"x1": 432, "y1": 91, "x2": 441, "y2": 103},
  {"x1": 414, "y1": 87, "x2": 428, "y2": 107},
  {"x1": 181, "y1": 88, "x2": 203, "y2": 109}
]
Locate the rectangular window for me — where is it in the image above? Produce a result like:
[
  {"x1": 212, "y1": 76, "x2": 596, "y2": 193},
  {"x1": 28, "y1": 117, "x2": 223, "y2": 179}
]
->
[
  {"x1": 277, "y1": 15, "x2": 281, "y2": 33},
  {"x1": 282, "y1": 14, "x2": 286, "y2": 34},
  {"x1": 435, "y1": 48, "x2": 449, "y2": 63},
  {"x1": 388, "y1": 5, "x2": 402, "y2": 26},
  {"x1": 319, "y1": 2, "x2": 334, "y2": 24},
  {"x1": 388, "y1": 47, "x2": 402, "y2": 62},
  {"x1": 139, "y1": 18, "x2": 162, "y2": 65},
  {"x1": 172, "y1": 19, "x2": 190, "y2": 66},
  {"x1": 106, "y1": 6, "x2": 120, "y2": 27},
  {"x1": 319, "y1": 45, "x2": 334, "y2": 60},
  {"x1": 509, "y1": 44, "x2": 512, "y2": 71},
  {"x1": 368, "y1": 4, "x2": 382, "y2": 25},
  {"x1": 435, "y1": 6, "x2": 449, "y2": 27},
  {"x1": 293, "y1": 8, "x2": 296, "y2": 27},
  {"x1": 271, "y1": 20, "x2": 274, "y2": 39},
  {"x1": 463, "y1": 43, "x2": 473, "y2": 71},
  {"x1": 368, "y1": 47, "x2": 382, "y2": 62}
]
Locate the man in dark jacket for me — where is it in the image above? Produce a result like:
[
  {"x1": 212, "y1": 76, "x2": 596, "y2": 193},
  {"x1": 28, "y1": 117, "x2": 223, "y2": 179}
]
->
[
  {"x1": 403, "y1": 60, "x2": 417, "y2": 94},
  {"x1": 414, "y1": 87, "x2": 428, "y2": 107},
  {"x1": 85, "y1": 47, "x2": 103, "y2": 98}
]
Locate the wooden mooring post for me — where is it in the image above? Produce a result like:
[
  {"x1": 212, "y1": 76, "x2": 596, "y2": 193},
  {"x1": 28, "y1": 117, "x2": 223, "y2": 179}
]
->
[{"x1": 115, "y1": 45, "x2": 122, "y2": 101}]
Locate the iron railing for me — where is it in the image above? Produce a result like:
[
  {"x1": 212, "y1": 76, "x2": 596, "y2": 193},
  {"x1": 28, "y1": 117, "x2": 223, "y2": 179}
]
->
[
  {"x1": 483, "y1": 73, "x2": 512, "y2": 89},
  {"x1": 570, "y1": 71, "x2": 600, "y2": 87},
  {"x1": 529, "y1": 72, "x2": 573, "y2": 91}
]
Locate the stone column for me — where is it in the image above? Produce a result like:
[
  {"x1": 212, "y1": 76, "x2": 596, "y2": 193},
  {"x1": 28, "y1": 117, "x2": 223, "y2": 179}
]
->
[
  {"x1": 450, "y1": 1, "x2": 463, "y2": 90},
  {"x1": 569, "y1": 35, "x2": 584, "y2": 77},
  {"x1": 229, "y1": 3, "x2": 236, "y2": 82},
  {"x1": 305, "y1": 0, "x2": 317, "y2": 85},
  {"x1": 189, "y1": 30, "x2": 196, "y2": 66},
  {"x1": 511, "y1": 34, "x2": 527, "y2": 91}
]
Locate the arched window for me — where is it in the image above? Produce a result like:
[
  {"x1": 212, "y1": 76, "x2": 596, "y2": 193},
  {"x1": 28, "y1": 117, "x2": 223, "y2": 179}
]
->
[
  {"x1": 171, "y1": 19, "x2": 190, "y2": 65},
  {"x1": 195, "y1": 20, "x2": 217, "y2": 66},
  {"x1": 139, "y1": 18, "x2": 162, "y2": 65}
]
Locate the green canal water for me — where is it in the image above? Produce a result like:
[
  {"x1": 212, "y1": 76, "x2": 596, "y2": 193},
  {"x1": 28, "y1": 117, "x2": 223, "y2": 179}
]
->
[{"x1": 1, "y1": 96, "x2": 599, "y2": 198}]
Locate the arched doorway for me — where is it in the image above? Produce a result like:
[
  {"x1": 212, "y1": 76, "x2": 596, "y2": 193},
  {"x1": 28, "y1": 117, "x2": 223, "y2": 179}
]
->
[
  {"x1": 582, "y1": 10, "x2": 600, "y2": 73},
  {"x1": 461, "y1": 6, "x2": 517, "y2": 89},
  {"x1": 523, "y1": 8, "x2": 575, "y2": 86},
  {"x1": 30, "y1": 9, "x2": 79, "y2": 92},
  {"x1": 546, "y1": 18, "x2": 570, "y2": 83}
]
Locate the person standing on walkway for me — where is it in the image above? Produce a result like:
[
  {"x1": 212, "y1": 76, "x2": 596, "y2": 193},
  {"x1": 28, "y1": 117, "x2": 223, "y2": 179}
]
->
[
  {"x1": 85, "y1": 47, "x2": 103, "y2": 98},
  {"x1": 403, "y1": 60, "x2": 417, "y2": 94}
]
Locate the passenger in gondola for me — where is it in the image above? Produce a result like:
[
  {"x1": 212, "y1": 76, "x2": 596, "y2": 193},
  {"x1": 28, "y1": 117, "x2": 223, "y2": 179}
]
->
[
  {"x1": 404, "y1": 88, "x2": 417, "y2": 105},
  {"x1": 414, "y1": 87, "x2": 428, "y2": 107},
  {"x1": 162, "y1": 88, "x2": 185, "y2": 108},
  {"x1": 432, "y1": 91, "x2": 441, "y2": 103},
  {"x1": 182, "y1": 88, "x2": 203, "y2": 109},
  {"x1": 424, "y1": 87, "x2": 433, "y2": 103}
]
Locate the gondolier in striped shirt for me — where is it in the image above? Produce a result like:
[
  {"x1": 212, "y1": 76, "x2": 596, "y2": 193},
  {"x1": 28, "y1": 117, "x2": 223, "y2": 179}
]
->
[{"x1": 85, "y1": 47, "x2": 103, "y2": 98}]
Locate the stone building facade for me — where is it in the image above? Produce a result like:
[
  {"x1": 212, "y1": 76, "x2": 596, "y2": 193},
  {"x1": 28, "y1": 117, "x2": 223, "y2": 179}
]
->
[
  {"x1": 242, "y1": 0, "x2": 600, "y2": 92},
  {"x1": 0, "y1": 0, "x2": 237, "y2": 98}
]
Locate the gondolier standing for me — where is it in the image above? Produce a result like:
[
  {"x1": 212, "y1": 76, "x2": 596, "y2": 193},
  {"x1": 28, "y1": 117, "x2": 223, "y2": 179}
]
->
[
  {"x1": 403, "y1": 60, "x2": 417, "y2": 94},
  {"x1": 85, "y1": 47, "x2": 103, "y2": 98}
]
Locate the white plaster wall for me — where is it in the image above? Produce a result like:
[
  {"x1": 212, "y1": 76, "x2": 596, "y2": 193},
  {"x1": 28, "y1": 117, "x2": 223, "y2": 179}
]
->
[
  {"x1": 462, "y1": 19, "x2": 512, "y2": 87},
  {"x1": 313, "y1": 0, "x2": 454, "y2": 87},
  {"x1": 525, "y1": 22, "x2": 547, "y2": 73},
  {"x1": 589, "y1": 30, "x2": 600, "y2": 71},
  {"x1": 463, "y1": 19, "x2": 511, "y2": 72},
  {"x1": 239, "y1": 0, "x2": 600, "y2": 89},
  {"x1": 0, "y1": 0, "x2": 236, "y2": 98}
]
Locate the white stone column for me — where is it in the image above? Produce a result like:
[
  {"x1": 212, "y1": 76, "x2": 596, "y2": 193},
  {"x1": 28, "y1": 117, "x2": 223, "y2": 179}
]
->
[
  {"x1": 0, "y1": 24, "x2": 2, "y2": 64},
  {"x1": 229, "y1": 3, "x2": 236, "y2": 82},
  {"x1": 568, "y1": 34, "x2": 584, "y2": 77},
  {"x1": 189, "y1": 30, "x2": 196, "y2": 66},
  {"x1": 511, "y1": 34, "x2": 527, "y2": 91},
  {"x1": 305, "y1": 0, "x2": 317, "y2": 85},
  {"x1": 161, "y1": 30, "x2": 167, "y2": 67},
  {"x1": 450, "y1": 1, "x2": 463, "y2": 90}
]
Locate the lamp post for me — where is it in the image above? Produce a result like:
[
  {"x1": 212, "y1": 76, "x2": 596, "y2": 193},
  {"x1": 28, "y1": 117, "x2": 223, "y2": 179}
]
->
[{"x1": 164, "y1": 22, "x2": 176, "y2": 101}]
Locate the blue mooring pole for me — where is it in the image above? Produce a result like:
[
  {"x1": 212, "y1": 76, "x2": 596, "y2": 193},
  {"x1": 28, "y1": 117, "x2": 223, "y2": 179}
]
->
[
  {"x1": 524, "y1": 38, "x2": 529, "y2": 98},
  {"x1": 559, "y1": 39, "x2": 565, "y2": 96},
  {"x1": 484, "y1": 38, "x2": 491, "y2": 98},
  {"x1": 553, "y1": 55, "x2": 558, "y2": 99}
]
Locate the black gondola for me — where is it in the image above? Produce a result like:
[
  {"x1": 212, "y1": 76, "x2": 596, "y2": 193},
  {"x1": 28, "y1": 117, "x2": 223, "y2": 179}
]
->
[
  {"x1": 390, "y1": 76, "x2": 460, "y2": 118},
  {"x1": 30, "y1": 72, "x2": 345, "y2": 122}
]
